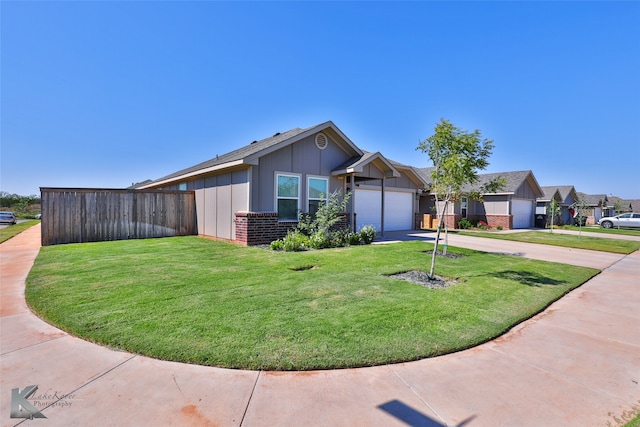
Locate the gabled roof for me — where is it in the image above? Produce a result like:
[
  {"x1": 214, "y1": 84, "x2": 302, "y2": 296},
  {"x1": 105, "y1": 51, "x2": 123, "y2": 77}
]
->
[
  {"x1": 416, "y1": 168, "x2": 543, "y2": 197},
  {"x1": 538, "y1": 186, "x2": 563, "y2": 203},
  {"x1": 139, "y1": 121, "x2": 363, "y2": 189},
  {"x1": 463, "y1": 170, "x2": 543, "y2": 197},
  {"x1": 332, "y1": 151, "x2": 400, "y2": 178},
  {"x1": 576, "y1": 192, "x2": 607, "y2": 207},
  {"x1": 554, "y1": 185, "x2": 577, "y2": 202}
]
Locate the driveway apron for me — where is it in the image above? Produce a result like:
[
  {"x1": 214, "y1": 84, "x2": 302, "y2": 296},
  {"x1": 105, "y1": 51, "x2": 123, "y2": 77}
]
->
[{"x1": 1, "y1": 224, "x2": 638, "y2": 426}]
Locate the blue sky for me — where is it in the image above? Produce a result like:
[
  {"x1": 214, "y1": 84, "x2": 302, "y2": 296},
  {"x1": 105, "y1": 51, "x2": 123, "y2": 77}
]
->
[{"x1": 2, "y1": 1, "x2": 639, "y2": 199}]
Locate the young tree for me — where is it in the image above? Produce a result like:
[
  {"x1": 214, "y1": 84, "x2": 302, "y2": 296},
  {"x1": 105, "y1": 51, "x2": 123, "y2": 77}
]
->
[
  {"x1": 547, "y1": 198, "x2": 561, "y2": 232},
  {"x1": 573, "y1": 196, "x2": 590, "y2": 236},
  {"x1": 417, "y1": 118, "x2": 503, "y2": 279}
]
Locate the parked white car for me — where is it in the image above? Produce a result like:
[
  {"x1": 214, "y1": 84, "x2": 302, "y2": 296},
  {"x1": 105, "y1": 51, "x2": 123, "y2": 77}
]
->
[{"x1": 598, "y1": 213, "x2": 640, "y2": 229}]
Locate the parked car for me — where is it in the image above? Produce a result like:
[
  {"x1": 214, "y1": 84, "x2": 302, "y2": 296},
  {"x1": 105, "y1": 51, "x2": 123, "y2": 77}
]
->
[
  {"x1": 598, "y1": 213, "x2": 640, "y2": 229},
  {"x1": 0, "y1": 212, "x2": 17, "y2": 225},
  {"x1": 35, "y1": 213, "x2": 42, "y2": 220}
]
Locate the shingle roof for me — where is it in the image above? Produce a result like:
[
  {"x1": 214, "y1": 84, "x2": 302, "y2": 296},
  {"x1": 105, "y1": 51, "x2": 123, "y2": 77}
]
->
[
  {"x1": 461, "y1": 170, "x2": 535, "y2": 194},
  {"x1": 538, "y1": 186, "x2": 561, "y2": 202},
  {"x1": 147, "y1": 126, "x2": 311, "y2": 185},
  {"x1": 576, "y1": 192, "x2": 607, "y2": 206},
  {"x1": 416, "y1": 168, "x2": 540, "y2": 196}
]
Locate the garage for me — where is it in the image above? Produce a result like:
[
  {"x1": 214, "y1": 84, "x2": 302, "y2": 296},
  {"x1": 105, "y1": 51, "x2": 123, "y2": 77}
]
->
[
  {"x1": 354, "y1": 189, "x2": 413, "y2": 232},
  {"x1": 512, "y1": 199, "x2": 534, "y2": 229}
]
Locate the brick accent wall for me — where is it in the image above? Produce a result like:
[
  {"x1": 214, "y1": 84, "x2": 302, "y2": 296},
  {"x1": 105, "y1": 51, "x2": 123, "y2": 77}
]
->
[
  {"x1": 468, "y1": 214, "x2": 513, "y2": 230},
  {"x1": 234, "y1": 212, "x2": 295, "y2": 246},
  {"x1": 433, "y1": 214, "x2": 462, "y2": 229},
  {"x1": 234, "y1": 212, "x2": 351, "y2": 246}
]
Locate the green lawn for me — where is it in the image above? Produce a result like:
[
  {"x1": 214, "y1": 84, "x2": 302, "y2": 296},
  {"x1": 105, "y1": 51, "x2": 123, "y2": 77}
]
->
[
  {"x1": 457, "y1": 230, "x2": 640, "y2": 254},
  {"x1": 560, "y1": 225, "x2": 640, "y2": 237},
  {"x1": 26, "y1": 236, "x2": 598, "y2": 370},
  {"x1": 0, "y1": 220, "x2": 39, "y2": 244}
]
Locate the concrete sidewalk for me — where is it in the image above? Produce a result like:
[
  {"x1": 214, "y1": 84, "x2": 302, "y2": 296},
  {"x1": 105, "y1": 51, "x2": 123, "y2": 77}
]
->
[
  {"x1": 375, "y1": 230, "x2": 629, "y2": 270},
  {"x1": 1, "y1": 224, "x2": 639, "y2": 426}
]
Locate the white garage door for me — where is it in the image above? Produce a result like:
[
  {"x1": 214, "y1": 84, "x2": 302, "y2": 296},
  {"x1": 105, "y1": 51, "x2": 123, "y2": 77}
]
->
[
  {"x1": 512, "y1": 199, "x2": 534, "y2": 229},
  {"x1": 355, "y1": 189, "x2": 413, "y2": 232}
]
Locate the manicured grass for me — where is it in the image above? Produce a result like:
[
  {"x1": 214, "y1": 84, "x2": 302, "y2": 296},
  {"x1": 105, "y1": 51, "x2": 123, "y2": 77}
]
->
[
  {"x1": 0, "y1": 220, "x2": 39, "y2": 244},
  {"x1": 624, "y1": 413, "x2": 640, "y2": 427},
  {"x1": 26, "y1": 236, "x2": 598, "y2": 370},
  {"x1": 559, "y1": 225, "x2": 640, "y2": 237},
  {"x1": 457, "y1": 230, "x2": 640, "y2": 254}
]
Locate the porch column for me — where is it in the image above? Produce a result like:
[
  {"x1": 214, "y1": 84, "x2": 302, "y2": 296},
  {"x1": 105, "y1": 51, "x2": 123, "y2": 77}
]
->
[
  {"x1": 380, "y1": 176, "x2": 385, "y2": 236},
  {"x1": 350, "y1": 173, "x2": 356, "y2": 231}
]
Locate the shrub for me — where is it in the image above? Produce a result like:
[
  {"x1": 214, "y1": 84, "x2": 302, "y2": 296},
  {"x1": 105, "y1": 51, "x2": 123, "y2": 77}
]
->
[
  {"x1": 359, "y1": 225, "x2": 377, "y2": 244},
  {"x1": 347, "y1": 231, "x2": 362, "y2": 246},
  {"x1": 270, "y1": 239, "x2": 284, "y2": 251},
  {"x1": 282, "y1": 230, "x2": 310, "y2": 251},
  {"x1": 496, "y1": 225, "x2": 503, "y2": 231},
  {"x1": 309, "y1": 231, "x2": 331, "y2": 249},
  {"x1": 478, "y1": 220, "x2": 490, "y2": 230},
  {"x1": 458, "y1": 219, "x2": 473, "y2": 229}
]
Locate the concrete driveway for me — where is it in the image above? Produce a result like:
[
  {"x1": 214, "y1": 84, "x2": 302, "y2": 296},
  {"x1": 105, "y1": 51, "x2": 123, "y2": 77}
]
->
[{"x1": 1, "y1": 224, "x2": 639, "y2": 426}]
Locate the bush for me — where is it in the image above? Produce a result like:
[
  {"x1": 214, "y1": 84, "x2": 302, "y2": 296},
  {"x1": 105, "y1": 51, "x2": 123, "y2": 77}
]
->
[
  {"x1": 478, "y1": 220, "x2": 491, "y2": 230},
  {"x1": 309, "y1": 231, "x2": 331, "y2": 249},
  {"x1": 496, "y1": 225, "x2": 503, "y2": 231},
  {"x1": 347, "y1": 231, "x2": 362, "y2": 246},
  {"x1": 458, "y1": 219, "x2": 473, "y2": 229},
  {"x1": 282, "y1": 230, "x2": 310, "y2": 252},
  {"x1": 270, "y1": 240, "x2": 284, "y2": 251},
  {"x1": 359, "y1": 225, "x2": 377, "y2": 244}
]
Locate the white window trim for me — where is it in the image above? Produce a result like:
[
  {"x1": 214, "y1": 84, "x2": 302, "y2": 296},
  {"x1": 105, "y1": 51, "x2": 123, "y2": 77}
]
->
[
  {"x1": 275, "y1": 172, "x2": 302, "y2": 221},
  {"x1": 307, "y1": 175, "x2": 329, "y2": 212}
]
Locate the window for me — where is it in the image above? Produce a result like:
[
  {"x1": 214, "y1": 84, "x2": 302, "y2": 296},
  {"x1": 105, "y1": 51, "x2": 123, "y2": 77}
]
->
[
  {"x1": 461, "y1": 197, "x2": 468, "y2": 218},
  {"x1": 276, "y1": 174, "x2": 300, "y2": 220},
  {"x1": 308, "y1": 177, "x2": 328, "y2": 216},
  {"x1": 178, "y1": 182, "x2": 187, "y2": 191}
]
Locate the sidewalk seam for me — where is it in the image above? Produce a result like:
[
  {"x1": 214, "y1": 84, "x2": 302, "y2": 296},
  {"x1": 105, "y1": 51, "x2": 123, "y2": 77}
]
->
[
  {"x1": 27, "y1": 354, "x2": 138, "y2": 421},
  {"x1": 388, "y1": 365, "x2": 448, "y2": 426},
  {"x1": 0, "y1": 334, "x2": 68, "y2": 357},
  {"x1": 239, "y1": 370, "x2": 261, "y2": 427}
]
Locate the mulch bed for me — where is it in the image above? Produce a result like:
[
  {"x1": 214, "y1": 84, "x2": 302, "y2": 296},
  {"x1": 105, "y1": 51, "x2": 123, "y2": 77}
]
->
[{"x1": 389, "y1": 270, "x2": 458, "y2": 289}]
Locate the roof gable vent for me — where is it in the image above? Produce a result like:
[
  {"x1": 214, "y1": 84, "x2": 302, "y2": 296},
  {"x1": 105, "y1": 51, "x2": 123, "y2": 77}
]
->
[{"x1": 315, "y1": 132, "x2": 328, "y2": 150}]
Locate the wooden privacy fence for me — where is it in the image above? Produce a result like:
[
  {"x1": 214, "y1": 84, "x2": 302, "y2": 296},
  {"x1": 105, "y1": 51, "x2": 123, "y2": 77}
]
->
[{"x1": 41, "y1": 188, "x2": 197, "y2": 246}]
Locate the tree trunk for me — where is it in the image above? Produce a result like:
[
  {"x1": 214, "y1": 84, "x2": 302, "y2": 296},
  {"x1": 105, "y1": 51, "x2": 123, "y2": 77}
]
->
[{"x1": 429, "y1": 199, "x2": 448, "y2": 279}]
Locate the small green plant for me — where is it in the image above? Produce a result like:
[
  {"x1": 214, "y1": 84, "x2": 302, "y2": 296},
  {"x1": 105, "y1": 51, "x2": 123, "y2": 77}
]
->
[
  {"x1": 478, "y1": 220, "x2": 490, "y2": 230},
  {"x1": 270, "y1": 239, "x2": 284, "y2": 251},
  {"x1": 309, "y1": 231, "x2": 331, "y2": 249},
  {"x1": 359, "y1": 225, "x2": 377, "y2": 244},
  {"x1": 458, "y1": 219, "x2": 473, "y2": 229},
  {"x1": 282, "y1": 230, "x2": 310, "y2": 251},
  {"x1": 496, "y1": 225, "x2": 503, "y2": 231}
]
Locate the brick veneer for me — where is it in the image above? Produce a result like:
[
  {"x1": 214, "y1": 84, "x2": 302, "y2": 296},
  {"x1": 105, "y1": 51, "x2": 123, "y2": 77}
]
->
[
  {"x1": 234, "y1": 212, "x2": 350, "y2": 246},
  {"x1": 468, "y1": 214, "x2": 513, "y2": 230},
  {"x1": 416, "y1": 213, "x2": 514, "y2": 230}
]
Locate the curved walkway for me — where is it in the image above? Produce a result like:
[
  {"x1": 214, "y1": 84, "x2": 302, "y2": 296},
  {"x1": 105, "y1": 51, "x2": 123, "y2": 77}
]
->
[{"x1": 1, "y1": 224, "x2": 639, "y2": 426}]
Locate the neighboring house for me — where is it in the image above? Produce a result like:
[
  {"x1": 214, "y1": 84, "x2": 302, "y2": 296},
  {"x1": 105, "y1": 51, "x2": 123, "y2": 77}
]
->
[
  {"x1": 575, "y1": 192, "x2": 608, "y2": 225},
  {"x1": 416, "y1": 169, "x2": 543, "y2": 229},
  {"x1": 554, "y1": 185, "x2": 580, "y2": 225},
  {"x1": 137, "y1": 121, "x2": 428, "y2": 245},
  {"x1": 605, "y1": 196, "x2": 639, "y2": 216},
  {"x1": 536, "y1": 186, "x2": 563, "y2": 226},
  {"x1": 537, "y1": 185, "x2": 580, "y2": 225}
]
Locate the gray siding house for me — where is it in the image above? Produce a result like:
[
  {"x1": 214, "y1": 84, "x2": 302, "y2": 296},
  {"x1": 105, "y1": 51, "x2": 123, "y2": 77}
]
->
[
  {"x1": 417, "y1": 169, "x2": 543, "y2": 229},
  {"x1": 138, "y1": 121, "x2": 428, "y2": 245}
]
